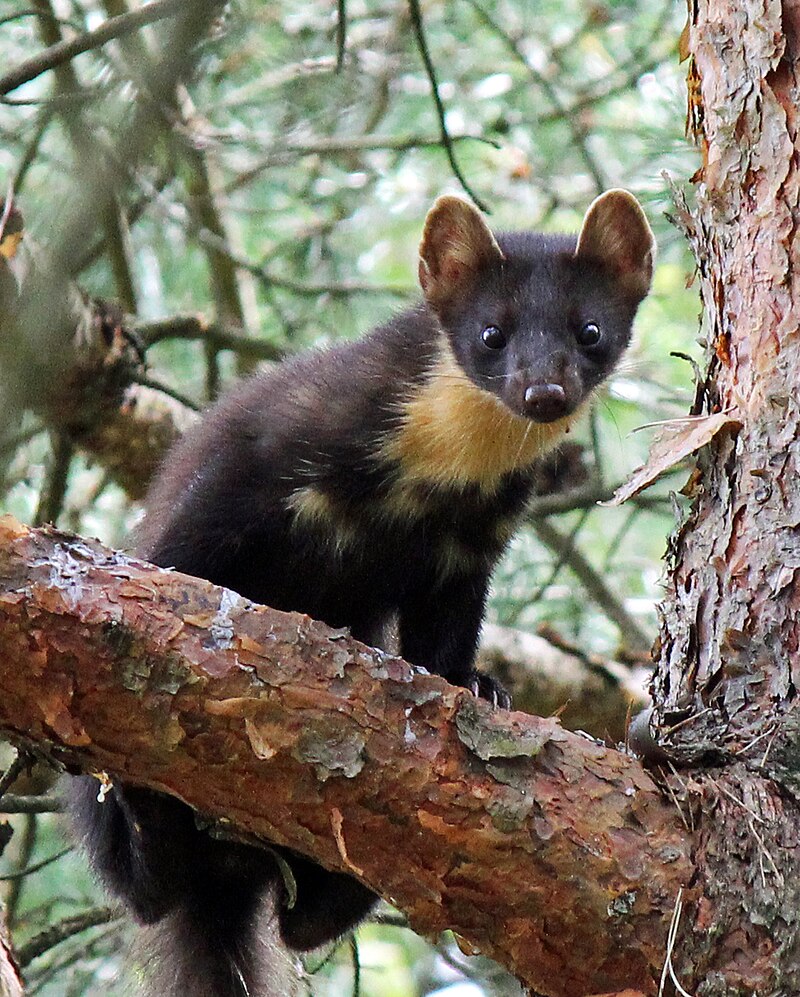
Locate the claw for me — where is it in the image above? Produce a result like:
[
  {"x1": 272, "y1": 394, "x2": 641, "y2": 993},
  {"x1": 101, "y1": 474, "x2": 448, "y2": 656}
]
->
[{"x1": 467, "y1": 670, "x2": 512, "y2": 710}]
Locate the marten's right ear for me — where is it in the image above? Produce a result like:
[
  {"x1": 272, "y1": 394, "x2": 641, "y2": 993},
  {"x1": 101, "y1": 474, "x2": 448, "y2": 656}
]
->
[{"x1": 419, "y1": 196, "x2": 504, "y2": 308}]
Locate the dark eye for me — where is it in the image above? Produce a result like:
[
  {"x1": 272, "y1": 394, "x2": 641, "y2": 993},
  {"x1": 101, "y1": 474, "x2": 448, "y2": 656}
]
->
[
  {"x1": 577, "y1": 321, "x2": 602, "y2": 348},
  {"x1": 481, "y1": 325, "x2": 507, "y2": 350}
]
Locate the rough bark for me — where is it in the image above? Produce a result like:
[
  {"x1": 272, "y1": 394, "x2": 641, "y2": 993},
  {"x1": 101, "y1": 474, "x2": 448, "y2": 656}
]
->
[
  {"x1": 0, "y1": 515, "x2": 691, "y2": 997},
  {"x1": 0, "y1": 911, "x2": 22, "y2": 997},
  {"x1": 647, "y1": 0, "x2": 800, "y2": 992}
]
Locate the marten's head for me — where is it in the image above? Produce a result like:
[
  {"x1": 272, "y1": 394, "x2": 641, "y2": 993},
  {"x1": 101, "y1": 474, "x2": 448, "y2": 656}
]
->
[{"x1": 418, "y1": 191, "x2": 655, "y2": 423}]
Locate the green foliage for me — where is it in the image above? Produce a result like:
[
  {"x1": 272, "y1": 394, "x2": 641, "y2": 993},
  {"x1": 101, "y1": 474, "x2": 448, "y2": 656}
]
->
[{"x1": 0, "y1": 0, "x2": 699, "y2": 993}]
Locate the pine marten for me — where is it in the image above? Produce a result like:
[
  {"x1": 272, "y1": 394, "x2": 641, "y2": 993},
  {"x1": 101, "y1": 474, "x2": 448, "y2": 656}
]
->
[{"x1": 71, "y1": 191, "x2": 655, "y2": 996}]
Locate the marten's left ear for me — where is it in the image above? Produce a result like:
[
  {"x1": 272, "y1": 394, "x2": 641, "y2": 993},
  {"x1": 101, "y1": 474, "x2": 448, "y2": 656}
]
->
[
  {"x1": 419, "y1": 195, "x2": 505, "y2": 308},
  {"x1": 575, "y1": 190, "x2": 655, "y2": 300}
]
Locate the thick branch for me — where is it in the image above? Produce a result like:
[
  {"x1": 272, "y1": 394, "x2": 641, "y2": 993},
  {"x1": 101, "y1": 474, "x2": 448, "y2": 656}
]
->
[{"x1": 0, "y1": 516, "x2": 691, "y2": 996}]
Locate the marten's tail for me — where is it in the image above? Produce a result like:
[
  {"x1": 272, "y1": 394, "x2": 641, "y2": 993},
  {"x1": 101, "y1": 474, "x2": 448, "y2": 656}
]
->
[
  {"x1": 136, "y1": 889, "x2": 294, "y2": 997},
  {"x1": 68, "y1": 777, "x2": 293, "y2": 996}
]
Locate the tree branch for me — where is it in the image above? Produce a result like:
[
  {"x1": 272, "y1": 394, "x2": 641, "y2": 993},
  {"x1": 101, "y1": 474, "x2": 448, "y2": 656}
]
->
[
  {"x1": 0, "y1": 515, "x2": 691, "y2": 997},
  {"x1": 530, "y1": 516, "x2": 653, "y2": 654},
  {"x1": 227, "y1": 133, "x2": 499, "y2": 193},
  {"x1": 478, "y1": 622, "x2": 649, "y2": 741},
  {"x1": 135, "y1": 314, "x2": 285, "y2": 361},
  {"x1": 0, "y1": 0, "x2": 186, "y2": 98},
  {"x1": 15, "y1": 907, "x2": 120, "y2": 968}
]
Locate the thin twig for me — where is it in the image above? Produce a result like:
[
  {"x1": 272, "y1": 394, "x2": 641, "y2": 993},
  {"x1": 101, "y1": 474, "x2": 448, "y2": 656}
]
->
[
  {"x1": 602, "y1": 504, "x2": 643, "y2": 571},
  {"x1": 747, "y1": 817, "x2": 783, "y2": 886},
  {"x1": 135, "y1": 314, "x2": 285, "y2": 361},
  {"x1": 407, "y1": 0, "x2": 489, "y2": 212},
  {"x1": 0, "y1": 845, "x2": 72, "y2": 881},
  {"x1": 31, "y1": 0, "x2": 139, "y2": 312},
  {"x1": 11, "y1": 105, "x2": 57, "y2": 195},
  {"x1": 227, "y1": 133, "x2": 498, "y2": 193},
  {"x1": 660, "y1": 768, "x2": 690, "y2": 832},
  {"x1": 539, "y1": 1, "x2": 674, "y2": 125},
  {"x1": 6, "y1": 814, "x2": 37, "y2": 928},
  {"x1": 336, "y1": 0, "x2": 347, "y2": 72},
  {"x1": 711, "y1": 778, "x2": 764, "y2": 824},
  {"x1": 0, "y1": 10, "x2": 73, "y2": 29},
  {"x1": 73, "y1": 163, "x2": 173, "y2": 275},
  {"x1": 731, "y1": 723, "x2": 779, "y2": 757},
  {"x1": 662, "y1": 708, "x2": 712, "y2": 736},
  {"x1": 33, "y1": 433, "x2": 73, "y2": 527},
  {"x1": 462, "y1": 0, "x2": 606, "y2": 195},
  {"x1": 527, "y1": 480, "x2": 672, "y2": 517},
  {"x1": 0, "y1": 425, "x2": 45, "y2": 457},
  {"x1": 531, "y1": 516, "x2": 653, "y2": 653},
  {"x1": 349, "y1": 934, "x2": 361, "y2": 997},
  {"x1": 175, "y1": 88, "x2": 255, "y2": 381},
  {"x1": 0, "y1": 751, "x2": 29, "y2": 799},
  {"x1": 528, "y1": 506, "x2": 592, "y2": 606},
  {"x1": 666, "y1": 761, "x2": 694, "y2": 832},
  {"x1": 133, "y1": 173, "x2": 413, "y2": 297},
  {"x1": 25, "y1": 922, "x2": 121, "y2": 995},
  {"x1": 131, "y1": 375, "x2": 202, "y2": 412}
]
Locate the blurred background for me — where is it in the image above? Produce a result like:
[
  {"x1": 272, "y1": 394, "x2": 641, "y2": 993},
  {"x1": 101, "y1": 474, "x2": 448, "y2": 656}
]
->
[{"x1": 0, "y1": 0, "x2": 698, "y2": 993}]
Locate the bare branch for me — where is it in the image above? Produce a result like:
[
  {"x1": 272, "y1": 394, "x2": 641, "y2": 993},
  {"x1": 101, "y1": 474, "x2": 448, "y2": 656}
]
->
[
  {"x1": 335, "y1": 0, "x2": 347, "y2": 72},
  {"x1": 477, "y1": 622, "x2": 649, "y2": 741},
  {"x1": 0, "y1": 751, "x2": 30, "y2": 799},
  {"x1": 32, "y1": 434, "x2": 73, "y2": 527},
  {"x1": 530, "y1": 516, "x2": 653, "y2": 653},
  {"x1": 228, "y1": 133, "x2": 499, "y2": 193},
  {"x1": 135, "y1": 314, "x2": 285, "y2": 361},
  {"x1": 15, "y1": 907, "x2": 120, "y2": 968},
  {"x1": 0, "y1": 516, "x2": 690, "y2": 996},
  {"x1": 0, "y1": 796, "x2": 62, "y2": 815},
  {"x1": 0, "y1": 846, "x2": 71, "y2": 882}
]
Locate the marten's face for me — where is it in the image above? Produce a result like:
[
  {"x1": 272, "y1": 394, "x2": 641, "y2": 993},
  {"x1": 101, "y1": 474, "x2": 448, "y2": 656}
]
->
[
  {"x1": 438, "y1": 233, "x2": 641, "y2": 423},
  {"x1": 418, "y1": 192, "x2": 654, "y2": 423}
]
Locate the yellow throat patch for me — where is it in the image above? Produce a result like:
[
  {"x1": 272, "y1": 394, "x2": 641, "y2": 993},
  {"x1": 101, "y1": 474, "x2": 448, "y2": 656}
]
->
[{"x1": 381, "y1": 344, "x2": 579, "y2": 493}]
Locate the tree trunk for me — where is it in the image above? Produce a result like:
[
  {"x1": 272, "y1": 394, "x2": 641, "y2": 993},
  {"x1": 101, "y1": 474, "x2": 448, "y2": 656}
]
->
[
  {"x1": 650, "y1": 0, "x2": 800, "y2": 991},
  {"x1": 0, "y1": 910, "x2": 23, "y2": 997}
]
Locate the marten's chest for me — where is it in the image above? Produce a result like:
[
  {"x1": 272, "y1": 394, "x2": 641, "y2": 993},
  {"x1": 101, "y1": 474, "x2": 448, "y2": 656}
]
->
[
  {"x1": 283, "y1": 354, "x2": 563, "y2": 579},
  {"x1": 287, "y1": 348, "x2": 573, "y2": 576}
]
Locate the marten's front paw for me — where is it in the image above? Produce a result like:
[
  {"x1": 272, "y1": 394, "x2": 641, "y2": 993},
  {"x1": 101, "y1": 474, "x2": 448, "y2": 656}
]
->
[{"x1": 467, "y1": 670, "x2": 512, "y2": 710}]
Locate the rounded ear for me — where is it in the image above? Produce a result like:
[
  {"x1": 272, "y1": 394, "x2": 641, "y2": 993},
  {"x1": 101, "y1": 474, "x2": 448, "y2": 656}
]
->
[
  {"x1": 575, "y1": 189, "x2": 656, "y2": 300},
  {"x1": 418, "y1": 195, "x2": 504, "y2": 308}
]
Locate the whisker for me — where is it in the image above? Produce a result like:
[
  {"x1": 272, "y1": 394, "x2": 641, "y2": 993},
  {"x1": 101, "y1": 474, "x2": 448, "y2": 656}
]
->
[{"x1": 513, "y1": 417, "x2": 534, "y2": 467}]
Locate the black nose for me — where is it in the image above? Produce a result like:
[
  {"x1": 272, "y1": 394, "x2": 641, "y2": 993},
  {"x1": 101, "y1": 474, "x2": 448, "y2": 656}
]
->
[{"x1": 523, "y1": 383, "x2": 568, "y2": 422}]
